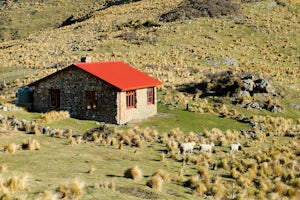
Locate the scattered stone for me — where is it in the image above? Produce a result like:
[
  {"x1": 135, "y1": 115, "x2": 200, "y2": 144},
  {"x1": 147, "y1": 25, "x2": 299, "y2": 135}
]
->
[
  {"x1": 270, "y1": 105, "x2": 282, "y2": 113},
  {"x1": 248, "y1": 102, "x2": 261, "y2": 110},
  {"x1": 223, "y1": 56, "x2": 239, "y2": 67},
  {"x1": 254, "y1": 78, "x2": 275, "y2": 94},
  {"x1": 206, "y1": 57, "x2": 220, "y2": 67},
  {"x1": 242, "y1": 78, "x2": 255, "y2": 92},
  {"x1": 237, "y1": 90, "x2": 251, "y2": 98}
]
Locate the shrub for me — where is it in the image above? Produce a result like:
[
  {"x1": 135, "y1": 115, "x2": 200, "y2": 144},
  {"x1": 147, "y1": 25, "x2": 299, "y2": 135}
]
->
[{"x1": 124, "y1": 165, "x2": 142, "y2": 181}]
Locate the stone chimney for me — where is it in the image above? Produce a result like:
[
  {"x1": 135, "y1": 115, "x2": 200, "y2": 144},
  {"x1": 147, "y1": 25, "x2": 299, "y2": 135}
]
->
[{"x1": 81, "y1": 56, "x2": 92, "y2": 63}]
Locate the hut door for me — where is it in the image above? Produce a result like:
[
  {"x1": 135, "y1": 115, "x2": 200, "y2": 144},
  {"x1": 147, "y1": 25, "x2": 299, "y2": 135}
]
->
[{"x1": 49, "y1": 89, "x2": 60, "y2": 108}]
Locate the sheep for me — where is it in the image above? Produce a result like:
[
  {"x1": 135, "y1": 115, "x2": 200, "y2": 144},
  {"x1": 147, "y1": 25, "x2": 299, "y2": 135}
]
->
[
  {"x1": 199, "y1": 143, "x2": 214, "y2": 154},
  {"x1": 179, "y1": 141, "x2": 196, "y2": 155},
  {"x1": 230, "y1": 143, "x2": 241, "y2": 154}
]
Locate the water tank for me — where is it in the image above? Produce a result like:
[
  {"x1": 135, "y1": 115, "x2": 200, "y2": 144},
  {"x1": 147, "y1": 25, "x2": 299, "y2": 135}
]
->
[{"x1": 17, "y1": 87, "x2": 34, "y2": 104}]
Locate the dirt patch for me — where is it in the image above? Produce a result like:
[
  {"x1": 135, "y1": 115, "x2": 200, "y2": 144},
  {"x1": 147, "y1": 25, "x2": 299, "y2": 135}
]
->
[{"x1": 117, "y1": 186, "x2": 159, "y2": 199}]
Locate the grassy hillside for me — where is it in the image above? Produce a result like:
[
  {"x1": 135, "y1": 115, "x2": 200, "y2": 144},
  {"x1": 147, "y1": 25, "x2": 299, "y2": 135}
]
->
[{"x1": 0, "y1": 0, "x2": 300, "y2": 199}]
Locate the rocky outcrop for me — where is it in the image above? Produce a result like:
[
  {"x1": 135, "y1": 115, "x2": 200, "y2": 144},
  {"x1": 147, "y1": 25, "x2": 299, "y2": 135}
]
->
[{"x1": 179, "y1": 71, "x2": 283, "y2": 112}]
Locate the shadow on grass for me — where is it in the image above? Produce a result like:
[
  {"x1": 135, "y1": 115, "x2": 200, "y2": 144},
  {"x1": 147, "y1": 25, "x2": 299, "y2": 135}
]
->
[{"x1": 106, "y1": 174, "x2": 123, "y2": 178}]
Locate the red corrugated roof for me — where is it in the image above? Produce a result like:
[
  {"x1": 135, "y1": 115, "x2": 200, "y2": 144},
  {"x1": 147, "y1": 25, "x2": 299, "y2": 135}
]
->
[{"x1": 75, "y1": 61, "x2": 162, "y2": 91}]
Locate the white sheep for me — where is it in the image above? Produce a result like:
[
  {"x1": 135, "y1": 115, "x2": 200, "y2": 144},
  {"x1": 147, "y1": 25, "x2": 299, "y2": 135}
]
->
[
  {"x1": 230, "y1": 143, "x2": 241, "y2": 154},
  {"x1": 179, "y1": 141, "x2": 196, "y2": 155},
  {"x1": 199, "y1": 143, "x2": 214, "y2": 154}
]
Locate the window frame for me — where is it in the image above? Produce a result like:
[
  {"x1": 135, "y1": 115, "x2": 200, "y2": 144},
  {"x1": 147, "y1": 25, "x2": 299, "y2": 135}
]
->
[
  {"x1": 49, "y1": 89, "x2": 60, "y2": 108},
  {"x1": 86, "y1": 91, "x2": 97, "y2": 110},
  {"x1": 147, "y1": 87, "x2": 155, "y2": 105},
  {"x1": 126, "y1": 90, "x2": 137, "y2": 109}
]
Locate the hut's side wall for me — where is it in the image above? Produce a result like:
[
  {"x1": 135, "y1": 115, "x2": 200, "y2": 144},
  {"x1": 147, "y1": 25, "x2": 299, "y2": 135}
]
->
[{"x1": 118, "y1": 87, "x2": 158, "y2": 124}]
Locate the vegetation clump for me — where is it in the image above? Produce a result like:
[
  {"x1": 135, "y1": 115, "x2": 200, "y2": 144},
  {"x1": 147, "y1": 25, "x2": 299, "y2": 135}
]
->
[
  {"x1": 124, "y1": 165, "x2": 143, "y2": 181},
  {"x1": 160, "y1": 0, "x2": 240, "y2": 22},
  {"x1": 57, "y1": 179, "x2": 85, "y2": 200},
  {"x1": 41, "y1": 110, "x2": 70, "y2": 123}
]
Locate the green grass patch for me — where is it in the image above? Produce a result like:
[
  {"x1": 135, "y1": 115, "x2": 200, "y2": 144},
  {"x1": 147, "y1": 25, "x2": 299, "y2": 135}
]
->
[
  {"x1": 0, "y1": 109, "x2": 41, "y2": 121},
  {"x1": 129, "y1": 104, "x2": 250, "y2": 133},
  {"x1": 47, "y1": 118, "x2": 99, "y2": 134}
]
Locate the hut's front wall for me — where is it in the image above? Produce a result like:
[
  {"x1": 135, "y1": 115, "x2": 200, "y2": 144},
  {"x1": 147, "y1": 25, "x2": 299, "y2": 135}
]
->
[{"x1": 31, "y1": 66, "x2": 119, "y2": 123}]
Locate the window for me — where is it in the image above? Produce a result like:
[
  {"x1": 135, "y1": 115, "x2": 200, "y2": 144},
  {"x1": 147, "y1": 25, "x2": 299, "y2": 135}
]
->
[
  {"x1": 147, "y1": 87, "x2": 155, "y2": 105},
  {"x1": 86, "y1": 91, "x2": 97, "y2": 110},
  {"x1": 49, "y1": 89, "x2": 60, "y2": 108},
  {"x1": 126, "y1": 90, "x2": 136, "y2": 109}
]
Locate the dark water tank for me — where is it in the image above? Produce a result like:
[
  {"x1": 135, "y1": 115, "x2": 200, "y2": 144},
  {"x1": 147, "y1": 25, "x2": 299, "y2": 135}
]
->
[{"x1": 17, "y1": 87, "x2": 34, "y2": 104}]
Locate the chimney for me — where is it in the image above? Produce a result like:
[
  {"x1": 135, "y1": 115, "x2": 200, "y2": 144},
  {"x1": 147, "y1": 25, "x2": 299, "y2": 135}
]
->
[{"x1": 81, "y1": 56, "x2": 92, "y2": 63}]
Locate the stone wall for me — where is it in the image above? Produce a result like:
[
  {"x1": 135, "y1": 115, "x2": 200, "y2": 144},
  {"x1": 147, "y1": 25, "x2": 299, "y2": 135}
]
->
[{"x1": 30, "y1": 65, "x2": 119, "y2": 124}]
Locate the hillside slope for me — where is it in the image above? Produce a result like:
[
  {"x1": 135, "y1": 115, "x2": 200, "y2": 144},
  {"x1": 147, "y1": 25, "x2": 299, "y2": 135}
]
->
[{"x1": 0, "y1": 0, "x2": 299, "y2": 115}]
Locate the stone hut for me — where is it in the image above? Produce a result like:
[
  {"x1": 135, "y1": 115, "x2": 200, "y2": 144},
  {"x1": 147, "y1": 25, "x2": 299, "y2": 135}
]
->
[{"x1": 27, "y1": 60, "x2": 162, "y2": 124}]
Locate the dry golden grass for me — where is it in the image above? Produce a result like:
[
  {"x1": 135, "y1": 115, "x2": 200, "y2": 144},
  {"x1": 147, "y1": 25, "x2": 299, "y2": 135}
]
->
[
  {"x1": 0, "y1": 164, "x2": 8, "y2": 173},
  {"x1": 99, "y1": 180, "x2": 116, "y2": 191},
  {"x1": 124, "y1": 165, "x2": 143, "y2": 181},
  {"x1": 146, "y1": 175, "x2": 163, "y2": 192},
  {"x1": 151, "y1": 170, "x2": 170, "y2": 183},
  {"x1": 87, "y1": 166, "x2": 96, "y2": 174},
  {"x1": 22, "y1": 138, "x2": 40, "y2": 151},
  {"x1": 37, "y1": 190, "x2": 59, "y2": 200},
  {"x1": 57, "y1": 178, "x2": 84, "y2": 200},
  {"x1": 6, "y1": 174, "x2": 28, "y2": 192},
  {"x1": 41, "y1": 111, "x2": 70, "y2": 123},
  {"x1": 3, "y1": 143, "x2": 19, "y2": 154}
]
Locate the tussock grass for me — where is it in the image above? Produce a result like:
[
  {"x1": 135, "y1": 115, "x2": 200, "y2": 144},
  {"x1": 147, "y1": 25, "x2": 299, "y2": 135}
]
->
[
  {"x1": 87, "y1": 166, "x2": 95, "y2": 174},
  {"x1": 37, "y1": 190, "x2": 59, "y2": 200},
  {"x1": 6, "y1": 174, "x2": 28, "y2": 192},
  {"x1": 146, "y1": 175, "x2": 163, "y2": 192},
  {"x1": 124, "y1": 165, "x2": 142, "y2": 181},
  {"x1": 22, "y1": 138, "x2": 40, "y2": 151},
  {"x1": 41, "y1": 111, "x2": 70, "y2": 124},
  {"x1": 0, "y1": 164, "x2": 8, "y2": 173},
  {"x1": 151, "y1": 170, "x2": 170, "y2": 183},
  {"x1": 57, "y1": 179, "x2": 84, "y2": 200},
  {"x1": 99, "y1": 180, "x2": 116, "y2": 191}
]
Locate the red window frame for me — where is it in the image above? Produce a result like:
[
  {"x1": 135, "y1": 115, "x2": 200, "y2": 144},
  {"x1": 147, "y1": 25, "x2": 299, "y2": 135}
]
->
[
  {"x1": 49, "y1": 89, "x2": 60, "y2": 108},
  {"x1": 147, "y1": 87, "x2": 155, "y2": 105},
  {"x1": 86, "y1": 91, "x2": 97, "y2": 110},
  {"x1": 126, "y1": 90, "x2": 136, "y2": 109}
]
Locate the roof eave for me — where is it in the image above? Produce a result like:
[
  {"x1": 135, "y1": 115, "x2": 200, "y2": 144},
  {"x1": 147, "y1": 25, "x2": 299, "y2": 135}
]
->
[{"x1": 120, "y1": 82, "x2": 163, "y2": 91}]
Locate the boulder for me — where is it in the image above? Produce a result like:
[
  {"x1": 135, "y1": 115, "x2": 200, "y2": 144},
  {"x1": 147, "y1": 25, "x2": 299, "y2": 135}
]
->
[
  {"x1": 242, "y1": 79, "x2": 255, "y2": 92},
  {"x1": 254, "y1": 78, "x2": 275, "y2": 94}
]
